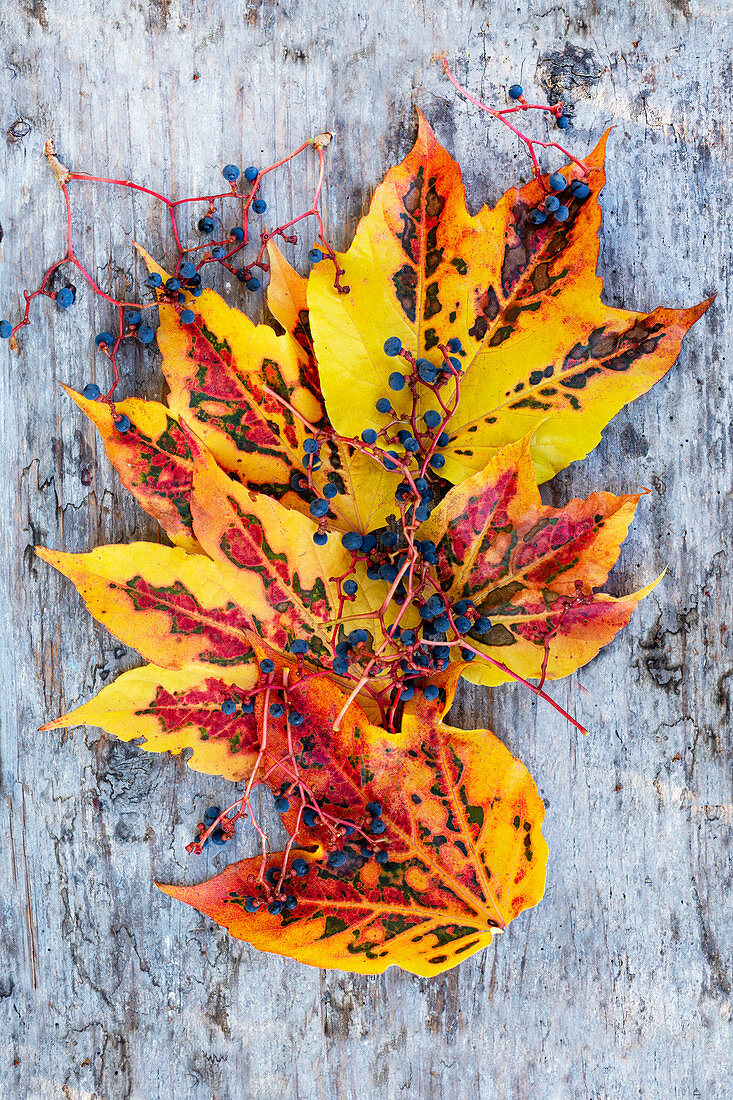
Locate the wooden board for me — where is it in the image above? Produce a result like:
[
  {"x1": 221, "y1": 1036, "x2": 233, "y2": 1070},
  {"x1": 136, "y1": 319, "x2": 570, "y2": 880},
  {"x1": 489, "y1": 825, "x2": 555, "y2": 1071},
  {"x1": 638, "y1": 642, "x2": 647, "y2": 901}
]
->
[{"x1": 0, "y1": 1, "x2": 730, "y2": 1096}]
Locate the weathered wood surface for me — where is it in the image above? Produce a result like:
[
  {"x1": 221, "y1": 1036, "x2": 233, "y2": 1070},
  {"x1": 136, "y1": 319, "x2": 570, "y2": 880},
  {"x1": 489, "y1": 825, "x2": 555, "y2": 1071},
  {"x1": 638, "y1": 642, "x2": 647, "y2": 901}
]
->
[{"x1": 1, "y1": 1, "x2": 731, "y2": 1097}]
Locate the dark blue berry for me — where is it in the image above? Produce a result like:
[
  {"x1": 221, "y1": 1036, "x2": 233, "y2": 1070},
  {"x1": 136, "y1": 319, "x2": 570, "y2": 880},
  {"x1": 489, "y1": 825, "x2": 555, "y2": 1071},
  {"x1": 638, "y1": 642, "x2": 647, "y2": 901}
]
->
[
  {"x1": 417, "y1": 359, "x2": 437, "y2": 385},
  {"x1": 448, "y1": 356, "x2": 462, "y2": 373},
  {"x1": 244, "y1": 166, "x2": 259, "y2": 181},
  {"x1": 285, "y1": 895, "x2": 298, "y2": 910},
  {"x1": 146, "y1": 272, "x2": 163, "y2": 288},
  {"x1": 247, "y1": 277, "x2": 261, "y2": 291},
  {"x1": 423, "y1": 684, "x2": 440, "y2": 701},
  {"x1": 404, "y1": 436, "x2": 419, "y2": 452},
  {"x1": 241, "y1": 699, "x2": 254, "y2": 714},
  {"x1": 260, "y1": 658, "x2": 275, "y2": 674},
  {"x1": 309, "y1": 498, "x2": 329, "y2": 519},
  {"x1": 508, "y1": 83, "x2": 523, "y2": 99},
  {"x1": 382, "y1": 450, "x2": 401, "y2": 471},
  {"x1": 383, "y1": 336, "x2": 402, "y2": 356},
  {"x1": 269, "y1": 703, "x2": 284, "y2": 718},
  {"x1": 453, "y1": 615, "x2": 472, "y2": 634},
  {"x1": 230, "y1": 226, "x2": 245, "y2": 241},
  {"x1": 328, "y1": 850, "x2": 347, "y2": 868},
  {"x1": 221, "y1": 699, "x2": 237, "y2": 715},
  {"x1": 302, "y1": 808, "x2": 318, "y2": 827},
  {"x1": 570, "y1": 181, "x2": 590, "y2": 201},
  {"x1": 323, "y1": 482, "x2": 338, "y2": 499},
  {"x1": 388, "y1": 372, "x2": 405, "y2": 391},
  {"x1": 429, "y1": 453, "x2": 446, "y2": 469},
  {"x1": 222, "y1": 164, "x2": 240, "y2": 181},
  {"x1": 124, "y1": 310, "x2": 141, "y2": 327},
  {"x1": 313, "y1": 531, "x2": 328, "y2": 545},
  {"x1": 116, "y1": 415, "x2": 131, "y2": 433},
  {"x1": 198, "y1": 217, "x2": 215, "y2": 233},
  {"x1": 166, "y1": 277, "x2": 181, "y2": 292},
  {"x1": 0, "y1": 320, "x2": 12, "y2": 339},
  {"x1": 268, "y1": 901, "x2": 283, "y2": 916},
  {"x1": 415, "y1": 503, "x2": 430, "y2": 522},
  {"x1": 180, "y1": 309, "x2": 195, "y2": 324},
  {"x1": 424, "y1": 409, "x2": 442, "y2": 428},
  {"x1": 436, "y1": 431, "x2": 449, "y2": 447},
  {"x1": 274, "y1": 796, "x2": 289, "y2": 813},
  {"x1": 179, "y1": 262, "x2": 196, "y2": 279},
  {"x1": 244, "y1": 897, "x2": 260, "y2": 912},
  {"x1": 289, "y1": 711, "x2": 303, "y2": 726},
  {"x1": 366, "y1": 801, "x2": 382, "y2": 817},
  {"x1": 204, "y1": 805, "x2": 222, "y2": 825},
  {"x1": 266, "y1": 867, "x2": 280, "y2": 885},
  {"x1": 252, "y1": 198, "x2": 267, "y2": 214},
  {"x1": 360, "y1": 844, "x2": 372, "y2": 859},
  {"x1": 302, "y1": 454, "x2": 322, "y2": 471},
  {"x1": 211, "y1": 828, "x2": 227, "y2": 845},
  {"x1": 361, "y1": 428, "x2": 377, "y2": 444},
  {"x1": 375, "y1": 850, "x2": 389, "y2": 865},
  {"x1": 556, "y1": 114, "x2": 571, "y2": 130},
  {"x1": 544, "y1": 195, "x2": 560, "y2": 212},
  {"x1": 548, "y1": 172, "x2": 566, "y2": 193},
  {"x1": 349, "y1": 628, "x2": 368, "y2": 645},
  {"x1": 370, "y1": 819, "x2": 386, "y2": 835},
  {"x1": 400, "y1": 684, "x2": 415, "y2": 701},
  {"x1": 289, "y1": 638, "x2": 308, "y2": 655},
  {"x1": 333, "y1": 656, "x2": 348, "y2": 675},
  {"x1": 446, "y1": 337, "x2": 462, "y2": 352},
  {"x1": 308, "y1": 248, "x2": 323, "y2": 263},
  {"x1": 343, "y1": 579, "x2": 358, "y2": 596},
  {"x1": 292, "y1": 858, "x2": 308, "y2": 876},
  {"x1": 341, "y1": 531, "x2": 363, "y2": 551},
  {"x1": 454, "y1": 599, "x2": 473, "y2": 614},
  {"x1": 83, "y1": 382, "x2": 101, "y2": 400},
  {"x1": 433, "y1": 615, "x2": 450, "y2": 632},
  {"x1": 56, "y1": 287, "x2": 74, "y2": 309},
  {"x1": 303, "y1": 438, "x2": 319, "y2": 454},
  {"x1": 554, "y1": 205, "x2": 570, "y2": 222},
  {"x1": 427, "y1": 594, "x2": 444, "y2": 614},
  {"x1": 375, "y1": 397, "x2": 391, "y2": 413},
  {"x1": 400, "y1": 630, "x2": 416, "y2": 645},
  {"x1": 211, "y1": 246, "x2": 225, "y2": 260},
  {"x1": 474, "y1": 616, "x2": 491, "y2": 633},
  {"x1": 529, "y1": 209, "x2": 547, "y2": 226},
  {"x1": 461, "y1": 648, "x2": 476, "y2": 661}
]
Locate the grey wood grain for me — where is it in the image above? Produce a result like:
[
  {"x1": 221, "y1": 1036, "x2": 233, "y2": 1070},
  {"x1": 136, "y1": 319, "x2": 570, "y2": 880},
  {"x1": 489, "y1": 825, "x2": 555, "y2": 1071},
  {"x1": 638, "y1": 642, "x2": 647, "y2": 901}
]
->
[{"x1": 1, "y1": 1, "x2": 730, "y2": 1097}]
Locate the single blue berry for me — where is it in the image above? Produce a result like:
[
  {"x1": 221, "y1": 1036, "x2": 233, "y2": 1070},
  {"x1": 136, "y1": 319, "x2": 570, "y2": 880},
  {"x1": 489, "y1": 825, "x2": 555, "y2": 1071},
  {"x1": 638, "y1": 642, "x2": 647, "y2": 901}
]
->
[
  {"x1": 244, "y1": 166, "x2": 259, "y2": 181},
  {"x1": 508, "y1": 83, "x2": 523, "y2": 99},
  {"x1": 313, "y1": 531, "x2": 328, "y2": 545},
  {"x1": 453, "y1": 615, "x2": 472, "y2": 634},
  {"x1": 56, "y1": 287, "x2": 74, "y2": 309},
  {"x1": 446, "y1": 337, "x2": 462, "y2": 353},
  {"x1": 179, "y1": 262, "x2": 196, "y2": 279},
  {"x1": 241, "y1": 699, "x2": 254, "y2": 714},
  {"x1": 252, "y1": 198, "x2": 267, "y2": 214},
  {"x1": 166, "y1": 277, "x2": 181, "y2": 292},
  {"x1": 244, "y1": 897, "x2": 260, "y2": 913},
  {"x1": 266, "y1": 868, "x2": 280, "y2": 885},
  {"x1": 349, "y1": 628, "x2": 368, "y2": 645},
  {"x1": 309, "y1": 498, "x2": 329, "y2": 518},
  {"x1": 400, "y1": 684, "x2": 415, "y2": 701},
  {"x1": 146, "y1": 272, "x2": 163, "y2": 288},
  {"x1": 404, "y1": 436, "x2": 419, "y2": 452},
  {"x1": 343, "y1": 579, "x2": 358, "y2": 596},
  {"x1": 474, "y1": 616, "x2": 491, "y2": 633},
  {"x1": 570, "y1": 181, "x2": 590, "y2": 201},
  {"x1": 375, "y1": 397, "x2": 391, "y2": 413},
  {"x1": 308, "y1": 248, "x2": 323, "y2": 263},
  {"x1": 124, "y1": 310, "x2": 141, "y2": 327},
  {"x1": 333, "y1": 656, "x2": 348, "y2": 675},
  {"x1": 554, "y1": 205, "x2": 570, "y2": 222},
  {"x1": 556, "y1": 114, "x2": 571, "y2": 130},
  {"x1": 289, "y1": 638, "x2": 308, "y2": 655},
  {"x1": 388, "y1": 371, "x2": 405, "y2": 391},
  {"x1": 529, "y1": 209, "x2": 547, "y2": 226},
  {"x1": 302, "y1": 453, "x2": 321, "y2": 470},
  {"x1": 423, "y1": 684, "x2": 440, "y2": 701},
  {"x1": 292, "y1": 858, "x2": 308, "y2": 876},
  {"x1": 400, "y1": 629, "x2": 416, "y2": 645},
  {"x1": 115, "y1": 415, "x2": 131, "y2": 433},
  {"x1": 436, "y1": 431, "x2": 449, "y2": 447},
  {"x1": 290, "y1": 471, "x2": 306, "y2": 490},
  {"x1": 361, "y1": 533, "x2": 378, "y2": 552},
  {"x1": 198, "y1": 216, "x2": 215, "y2": 233},
  {"x1": 548, "y1": 172, "x2": 566, "y2": 193},
  {"x1": 230, "y1": 226, "x2": 245, "y2": 241},
  {"x1": 269, "y1": 702, "x2": 284, "y2": 719},
  {"x1": 370, "y1": 818, "x2": 386, "y2": 835},
  {"x1": 221, "y1": 699, "x2": 237, "y2": 715},
  {"x1": 302, "y1": 807, "x2": 318, "y2": 827},
  {"x1": 222, "y1": 163, "x2": 240, "y2": 182},
  {"x1": 268, "y1": 901, "x2": 283, "y2": 916},
  {"x1": 274, "y1": 796, "x2": 289, "y2": 813},
  {"x1": 417, "y1": 359, "x2": 437, "y2": 385},
  {"x1": 429, "y1": 453, "x2": 446, "y2": 469},
  {"x1": 285, "y1": 895, "x2": 298, "y2": 910},
  {"x1": 235, "y1": 268, "x2": 249, "y2": 283},
  {"x1": 544, "y1": 195, "x2": 560, "y2": 212},
  {"x1": 379, "y1": 563, "x2": 398, "y2": 583},
  {"x1": 375, "y1": 850, "x2": 389, "y2": 865},
  {"x1": 341, "y1": 531, "x2": 363, "y2": 551},
  {"x1": 211, "y1": 246, "x2": 225, "y2": 260},
  {"x1": 329, "y1": 850, "x2": 347, "y2": 868},
  {"x1": 260, "y1": 658, "x2": 275, "y2": 674},
  {"x1": 204, "y1": 805, "x2": 222, "y2": 825},
  {"x1": 360, "y1": 844, "x2": 372, "y2": 859},
  {"x1": 433, "y1": 615, "x2": 450, "y2": 632},
  {"x1": 361, "y1": 428, "x2": 377, "y2": 444},
  {"x1": 323, "y1": 482, "x2": 338, "y2": 499},
  {"x1": 382, "y1": 450, "x2": 401, "y2": 471},
  {"x1": 427, "y1": 594, "x2": 444, "y2": 613},
  {"x1": 419, "y1": 604, "x2": 436, "y2": 621},
  {"x1": 448, "y1": 356, "x2": 462, "y2": 373},
  {"x1": 180, "y1": 309, "x2": 195, "y2": 324},
  {"x1": 303, "y1": 438, "x2": 319, "y2": 453},
  {"x1": 383, "y1": 336, "x2": 402, "y2": 356},
  {"x1": 83, "y1": 382, "x2": 100, "y2": 400},
  {"x1": 424, "y1": 409, "x2": 442, "y2": 429},
  {"x1": 246, "y1": 277, "x2": 261, "y2": 291},
  {"x1": 366, "y1": 801, "x2": 382, "y2": 817},
  {"x1": 461, "y1": 648, "x2": 476, "y2": 661},
  {"x1": 211, "y1": 828, "x2": 227, "y2": 845},
  {"x1": 454, "y1": 599, "x2": 473, "y2": 614},
  {"x1": 0, "y1": 320, "x2": 12, "y2": 339},
  {"x1": 289, "y1": 711, "x2": 303, "y2": 726}
]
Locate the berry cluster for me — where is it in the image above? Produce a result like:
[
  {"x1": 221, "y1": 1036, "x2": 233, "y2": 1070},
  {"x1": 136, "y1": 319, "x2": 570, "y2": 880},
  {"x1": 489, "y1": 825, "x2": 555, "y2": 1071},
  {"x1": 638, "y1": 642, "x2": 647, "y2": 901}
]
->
[{"x1": 528, "y1": 173, "x2": 592, "y2": 226}]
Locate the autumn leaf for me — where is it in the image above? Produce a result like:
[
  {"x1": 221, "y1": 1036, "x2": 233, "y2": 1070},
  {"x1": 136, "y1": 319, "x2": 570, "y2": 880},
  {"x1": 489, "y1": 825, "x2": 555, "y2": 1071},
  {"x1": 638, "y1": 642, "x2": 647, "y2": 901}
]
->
[
  {"x1": 308, "y1": 110, "x2": 711, "y2": 484},
  {"x1": 156, "y1": 663, "x2": 548, "y2": 977}
]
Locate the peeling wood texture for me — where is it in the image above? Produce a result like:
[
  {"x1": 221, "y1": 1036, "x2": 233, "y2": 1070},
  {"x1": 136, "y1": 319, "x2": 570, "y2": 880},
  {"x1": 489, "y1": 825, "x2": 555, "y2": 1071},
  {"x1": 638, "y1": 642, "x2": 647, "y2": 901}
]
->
[{"x1": 1, "y1": 1, "x2": 731, "y2": 1097}]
